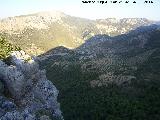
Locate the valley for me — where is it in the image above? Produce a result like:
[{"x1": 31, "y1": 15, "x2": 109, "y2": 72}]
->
[{"x1": 0, "y1": 11, "x2": 160, "y2": 120}]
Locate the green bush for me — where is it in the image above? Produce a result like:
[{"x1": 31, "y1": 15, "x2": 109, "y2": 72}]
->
[{"x1": 0, "y1": 35, "x2": 21, "y2": 60}]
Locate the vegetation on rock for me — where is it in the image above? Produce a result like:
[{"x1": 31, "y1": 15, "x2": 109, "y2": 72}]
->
[{"x1": 0, "y1": 35, "x2": 21, "y2": 59}]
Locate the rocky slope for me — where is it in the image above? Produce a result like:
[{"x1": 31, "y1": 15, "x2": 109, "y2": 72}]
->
[
  {"x1": 0, "y1": 11, "x2": 155, "y2": 55},
  {"x1": 76, "y1": 24, "x2": 160, "y2": 87},
  {"x1": 0, "y1": 50, "x2": 63, "y2": 120},
  {"x1": 38, "y1": 24, "x2": 160, "y2": 119}
]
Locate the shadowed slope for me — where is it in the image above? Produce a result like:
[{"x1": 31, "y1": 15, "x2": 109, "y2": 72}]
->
[{"x1": 38, "y1": 24, "x2": 160, "y2": 120}]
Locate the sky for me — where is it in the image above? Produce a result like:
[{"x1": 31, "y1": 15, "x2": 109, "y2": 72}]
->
[{"x1": 0, "y1": 0, "x2": 160, "y2": 21}]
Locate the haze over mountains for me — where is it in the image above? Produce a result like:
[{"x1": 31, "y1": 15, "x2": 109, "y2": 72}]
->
[{"x1": 0, "y1": 11, "x2": 157, "y2": 55}]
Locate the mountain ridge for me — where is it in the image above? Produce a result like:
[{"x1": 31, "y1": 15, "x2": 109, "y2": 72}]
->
[{"x1": 0, "y1": 11, "x2": 158, "y2": 55}]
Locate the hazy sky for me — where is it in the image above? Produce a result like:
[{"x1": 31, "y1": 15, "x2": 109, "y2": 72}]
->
[{"x1": 0, "y1": 0, "x2": 160, "y2": 20}]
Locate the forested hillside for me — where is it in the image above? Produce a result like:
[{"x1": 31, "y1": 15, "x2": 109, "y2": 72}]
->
[{"x1": 39, "y1": 25, "x2": 160, "y2": 120}]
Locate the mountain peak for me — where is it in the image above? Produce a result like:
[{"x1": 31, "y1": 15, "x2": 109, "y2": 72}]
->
[{"x1": 0, "y1": 10, "x2": 66, "y2": 32}]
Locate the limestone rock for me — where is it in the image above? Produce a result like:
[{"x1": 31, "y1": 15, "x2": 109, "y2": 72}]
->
[
  {"x1": 0, "y1": 111, "x2": 24, "y2": 120},
  {"x1": 40, "y1": 115, "x2": 51, "y2": 120},
  {"x1": 0, "y1": 51, "x2": 63, "y2": 119}
]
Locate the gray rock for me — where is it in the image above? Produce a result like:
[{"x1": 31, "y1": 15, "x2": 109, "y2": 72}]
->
[
  {"x1": 40, "y1": 115, "x2": 51, "y2": 120},
  {"x1": 22, "y1": 111, "x2": 36, "y2": 120},
  {"x1": 1, "y1": 101, "x2": 16, "y2": 111},
  {"x1": 0, "y1": 108, "x2": 5, "y2": 117},
  {"x1": 0, "y1": 96, "x2": 17, "y2": 111},
  {"x1": 0, "y1": 51, "x2": 63, "y2": 120},
  {"x1": 0, "y1": 111, "x2": 24, "y2": 120}
]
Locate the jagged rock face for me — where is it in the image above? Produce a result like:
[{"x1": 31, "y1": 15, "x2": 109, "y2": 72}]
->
[{"x1": 0, "y1": 51, "x2": 63, "y2": 119}]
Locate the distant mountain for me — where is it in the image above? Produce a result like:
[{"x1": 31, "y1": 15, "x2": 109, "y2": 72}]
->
[{"x1": 0, "y1": 11, "x2": 156, "y2": 55}]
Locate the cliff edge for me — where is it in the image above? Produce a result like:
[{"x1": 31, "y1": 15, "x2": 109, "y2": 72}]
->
[{"x1": 0, "y1": 50, "x2": 63, "y2": 120}]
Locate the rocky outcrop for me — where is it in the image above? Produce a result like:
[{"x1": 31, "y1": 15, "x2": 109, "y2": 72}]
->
[
  {"x1": 0, "y1": 50, "x2": 63, "y2": 120},
  {"x1": 90, "y1": 72, "x2": 136, "y2": 87}
]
